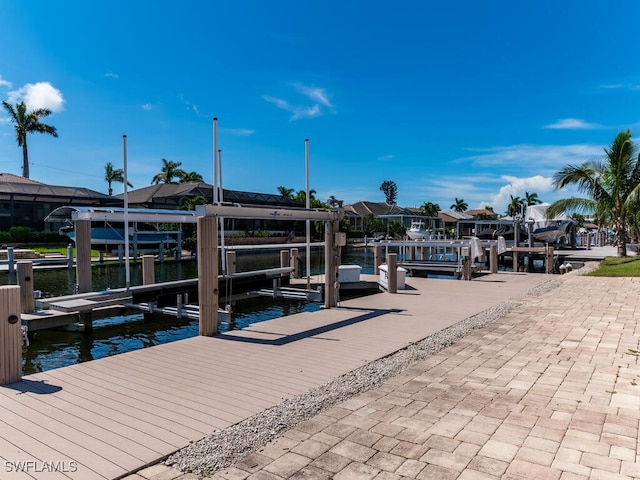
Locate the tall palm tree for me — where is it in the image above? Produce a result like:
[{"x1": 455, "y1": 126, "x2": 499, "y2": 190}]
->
[
  {"x1": 151, "y1": 159, "x2": 186, "y2": 184},
  {"x1": 548, "y1": 129, "x2": 640, "y2": 256},
  {"x1": 450, "y1": 197, "x2": 468, "y2": 213},
  {"x1": 525, "y1": 191, "x2": 542, "y2": 206},
  {"x1": 506, "y1": 195, "x2": 525, "y2": 217},
  {"x1": 179, "y1": 171, "x2": 204, "y2": 183},
  {"x1": 277, "y1": 186, "x2": 295, "y2": 198},
  {"x1": 104, "y1": 162, "x2": 133, "y2": 195},
  {"x1": 420, "y1": 201, "x2": 440, "y2": 217},
  {"x1": 2, "y1": 101, "x2": 58, "y2": 179}
]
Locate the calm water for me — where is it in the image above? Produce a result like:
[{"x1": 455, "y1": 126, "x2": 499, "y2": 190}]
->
[{"x1": 4, "y1": 246, "x2": 381, "y2": 374}]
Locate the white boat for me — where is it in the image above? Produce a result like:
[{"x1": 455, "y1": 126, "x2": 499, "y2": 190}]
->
[
  {"x1": 406, "y1": 220, "x2": 431, "y2": 240},
  {"x1": 525, "y1": 204, "x2": 575, "y2": 244}
]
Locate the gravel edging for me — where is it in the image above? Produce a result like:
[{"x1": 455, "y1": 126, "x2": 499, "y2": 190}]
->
[{"x1": 165, "y1": 277, "x2": 566, "y2": 476}]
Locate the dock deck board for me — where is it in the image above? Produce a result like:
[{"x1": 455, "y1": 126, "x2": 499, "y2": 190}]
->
[{"x1": 0, "y1": 272, "x2": 550, "y2": 480}]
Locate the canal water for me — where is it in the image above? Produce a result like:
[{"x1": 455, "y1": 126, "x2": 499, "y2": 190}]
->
[{"x1": 4, "y1": 246, "x2": 381, "y2": 375}]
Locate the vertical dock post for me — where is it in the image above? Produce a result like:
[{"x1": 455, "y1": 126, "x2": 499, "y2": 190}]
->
[
  {"x1": 280, "y1": 250, "x2": 290, "y2": 269},
  {"x1": 512, "y1": 250, "x2": 519, "y2": 272},
  {"x1": 197, "y1": 216, "x2": 218, "y2": 336},
  {"x1": 546, "y1": 246, "x2": 554, "y2": 274},
  {"x1": 290, "y1": 248, "x2": 298, "y2": 278},
  {"x1": 75, "y1": 219, "x2": 92, "y2": 293},
  {"x1": 159, "y1": 242, "x2": 165, "y2": 264},
  {"x1": 7, "y1": 246, "x2": 15, "y2": 279},
  {"x1": 387, "y1": 253, "x2": 398, "y2": 293},
  {"x1": 0, "y1": 285, "x2": 22, "y2": 385},
  {"x1": 489, "y1": 244, "x2": 498, "y2": 274},
  {"x1": 409, "y1": 246, "x2": 416, "y2": 261},
  {"x1": 67, "y1": 244, "x2": 74, "y2": 271},
  {"x1": 176, "y1": 232, "x2": 183, "y2": 260},
  {"x1": 142, "y1": 255, "x2": 155, "y2": 285},
  {"x1": 226, "y1": 251, "x2": 236, "y2": 275},
  {"x1": 374, "y1": 245, "x2": 382, "y2": 275},
  {"x1": 118, "y1": 244, "x2": 124, "y2": 266},
  {"x1": 16, "y1": 261, "x2": 34, "y2": 314}
]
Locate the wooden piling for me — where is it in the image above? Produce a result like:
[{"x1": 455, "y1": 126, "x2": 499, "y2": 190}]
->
[
  {"x1": 374, "y1": 245, "x2": 382, "y2": 275},
  {"x1": 197, "y1": 216, "x2": 218, "y2": 336},
  {"x1": 226, "y1": 251, "x2": 236, "y2": 275},
  {"x1": 546, "y1": 246, "x2": 554, "y2": 274},
  {"x1": 75, "y1": 219, "x2": 92, "y2": 293},
  {"x1": 142, "y1": 255, "x2": 155, "y2": 285},
  {"x1": 290, "y1": 248, "x2": 298, "y2": 278},
  {"x1": 17, "y1": 261, "x2": 34, "y2": 313},
  {"x1": 387, "y1": 253, "x2": 398, "y2": 293},
  {"x1": 0, "y1": 285, "x2": 22, "y2": 385},
  {"x1": 280, "y1": 250, "x2": 290, "y2": 269},
  {"x1": 489, "y1": 245, "x2": 498, "y2": 274}
]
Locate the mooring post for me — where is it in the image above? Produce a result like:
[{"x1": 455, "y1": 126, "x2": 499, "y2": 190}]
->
[
  {"x1": 290, "y1": 248, "x2": 299, "y2": 278},
  {"x1": 512, "y1": 250, "x2": 519, "y2": 272},
  {"x1": 226, "y1": 250, "x2": 236, "y2": 275},
  {"x1": 75, "y1": 219, "x2": 92, "y2": 293},
  {"x1": 490, "y1": 244, "x2": 498, "y2": 274},
  {"x1": 118, "y1": 244, "x2": 124, "y2": 266},
  {"x1": 176, "y1": 232, "x2": 183, "y2": 260},
  {"x1": 159, "y1": 242, "x2": 165, "y2": 264},
  {"x1": 388, "y1": 253, "x2": 398, "y2": 293},
  {"x1": 546, "y1": 246, "x2": 554, "y2": 274},
  {"x1": 7, "y1": 246, "x2": 15, "y2": 278},
  {"x1": 67, "y1": 244, "x2": 74, "y2": 271},
  {"x1": 0, "y1": 285, "x2": 22, "y2": 385},
  {"x1": 16, "y1": 261, "x2": 34, "y2": 314},
  {"x1": 280, "y1": 250, "x2": 290, "y2": 269},
  {"x1": 374, "y1": 245, "x2": 382, "y2": 275},
  {"x1": 197, "y1": 216, "x2": 218, "y2": 336},
  {"x1": 142, "y1": 255, "x2": 155, "y2": 285}
]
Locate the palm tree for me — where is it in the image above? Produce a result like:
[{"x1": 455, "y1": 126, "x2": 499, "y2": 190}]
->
[
  {"x1": 380, "y1": 180, "x2": 398, "y2": 205},
  {"x1": 179, "y1": 171, "x2": 204, "y2": 183},
  {"x1": 450, "y1": 197, "x2": 468, "y2": 213},
  {"x1": 525, "y1": 191, "x2": 542, "y2": 206},
  {"x1": 277, "y1": 186, "x2": 295, "y2": 198},
  {"x1": 2, "y1": 101, "x2": 58, "y2": 179},
  {"x1": 420, "y1": 201, "x2": 440, "y2": 217},
  {"x1": 548, "y1": 129, "x2": 640, "y2": 256},
  {"x1": 506, "y1": 195, "x2": 525, "y2": 217},
  {"x1": 104, "y1": 162, "x2": 133, "y2": 195},
  {"x1": 151, "y1": 159, "x2": 186, "y2": 184}
]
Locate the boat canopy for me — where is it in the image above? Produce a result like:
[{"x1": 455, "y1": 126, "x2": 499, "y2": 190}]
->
[{"x1": 45, "y1": 206, "x2": 198, "y2": 224}]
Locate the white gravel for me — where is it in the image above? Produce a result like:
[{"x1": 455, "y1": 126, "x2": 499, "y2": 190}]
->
[{"x1": 166, "y1": 270, "x2": 586, "y2": 476}]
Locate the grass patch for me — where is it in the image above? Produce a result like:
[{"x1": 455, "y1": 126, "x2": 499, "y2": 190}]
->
[
  {"x1": 31, "y1": 245, "x2": 103, "y2": 257},
  {"x1": 586, "y1": 256, "x2": 640, "y2": 277}
]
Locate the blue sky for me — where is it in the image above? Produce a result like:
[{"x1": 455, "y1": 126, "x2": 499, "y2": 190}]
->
[{"x1": 1, "y1": 1, "x2": 639, "y2": 215}]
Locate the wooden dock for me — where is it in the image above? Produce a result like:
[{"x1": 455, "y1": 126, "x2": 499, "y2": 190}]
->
[{"x1": 0, "y1": 272, "x2": 551, "y2": 480}]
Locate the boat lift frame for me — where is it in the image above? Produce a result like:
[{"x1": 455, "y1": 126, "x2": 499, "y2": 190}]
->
[{"x1": 196, "y1": 203, "x2": 344, "y2": 336}]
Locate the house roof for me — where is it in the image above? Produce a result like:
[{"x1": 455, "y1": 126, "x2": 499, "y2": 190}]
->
[
  {"x1": 119, "y1": 182, "x2": 303, "y2": 208},
  {"x1": 0, "y1": 172, "x2": 118, "y2": 204},
  {"x1": 345, "y1": 201, "x2": 418, "y2": 217}
]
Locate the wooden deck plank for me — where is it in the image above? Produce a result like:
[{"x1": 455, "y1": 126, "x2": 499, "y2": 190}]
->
[
  {"x1": 0, "y1": 417, "x2": 109, "y2": 480},
  {"x1": 0, "y1": 272, "x2": 550, "y2": 480}
]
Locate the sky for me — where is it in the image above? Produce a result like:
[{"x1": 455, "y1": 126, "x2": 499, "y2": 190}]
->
[{"x1": 1, "y1": 1, "x2": 640, "y2": 215}]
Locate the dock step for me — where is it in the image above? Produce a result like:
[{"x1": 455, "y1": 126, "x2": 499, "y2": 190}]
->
[
  {"x1": 49, "y1": 296, "x2": 133, "y2": 313},
  {"x1": 253, "y1": 287, "x2": 322, "y2": 301}
]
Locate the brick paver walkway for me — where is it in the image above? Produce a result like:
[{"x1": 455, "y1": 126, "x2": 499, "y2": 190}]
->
[{"x1": 131, "y1": 274, "x2": 640, "y2": 480}]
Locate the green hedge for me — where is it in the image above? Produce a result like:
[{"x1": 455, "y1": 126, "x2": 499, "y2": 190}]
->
[{"x1": 0, "y1": 227, "x2": 68, "y2": 245}]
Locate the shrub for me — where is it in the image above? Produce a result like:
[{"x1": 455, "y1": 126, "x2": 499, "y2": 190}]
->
[{"x1": 9, "y1": 226, "x2": 32, "y2": 243}]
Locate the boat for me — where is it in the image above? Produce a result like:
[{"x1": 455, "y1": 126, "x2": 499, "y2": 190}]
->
[
  {"x1": 60, "y1": 226, "x2": 179, "y2": 250},
  {"x1": 524, "y1": 204, "x2": 575, "y2": 244},
  {"x1": 406, "y1": 220, "x2": 431, "y2": 240}
]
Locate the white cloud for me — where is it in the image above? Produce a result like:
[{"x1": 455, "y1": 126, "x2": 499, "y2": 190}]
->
[
  {"x1": 293, "y1": 83, "x2": 333, "y2": 107},
  {"x1": 458, "y1": 144, "x2": 602, "y2": 169},
  {"x1": 377, "y1": 154, "x2": 397, "y2": 161},
  {"x1": 178, "y1": 93, "x2": 200, "y2": 115},
  {"x1": 222, "y1": 128, "x2": 255, "y2": 137},
  {"x1": 105, "y1": 71, "x2": 119, "y2": 79},
  {"x1": 263, "y1": 95, "x2": 322, "y2": 120},
  {"x1": 264, "y1": 83, "x2": 334, "y2": 121},
  {"x1": 487, "y1": 175, "x2": 555, "y2": 214},
  {"x1": 601, "y1": 83, "x2": 623, "y2": 89},
  {"x1": 7, "y1": 82, "x2": 65, "y2": 112},
  {"x1": 141, "y1": 103, "x2": 152, "y2": 111},
  {"x1": 0, "y1": 75, "x2": 12, "y2": 88},
  {"x1": 544, "y1": 118, "x2": 601, "y2": 130}
]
